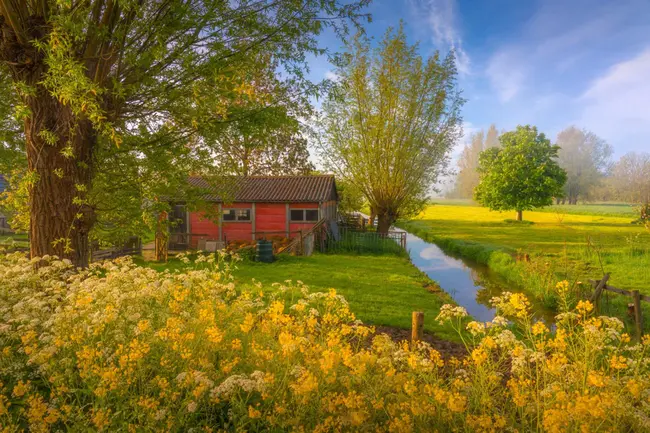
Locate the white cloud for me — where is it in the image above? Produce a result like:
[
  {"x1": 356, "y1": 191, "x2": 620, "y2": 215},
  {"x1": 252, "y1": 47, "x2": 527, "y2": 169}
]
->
[
  {"x1": 486, "y1": 50, "x2": 525, "y2": 102},
  {"x1": 324, "y1": 70, "x2": 340, "y2": 82},
  {"x1": 412, "y1": 0, "x2": 470, "y2": 75},
  {"x1": 578, "y1": 49, "x2": 650, "y2": 150}
]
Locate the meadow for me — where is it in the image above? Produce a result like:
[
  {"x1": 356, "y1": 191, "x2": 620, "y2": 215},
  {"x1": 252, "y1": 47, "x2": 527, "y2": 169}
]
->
[
  {"x1": 139, "y1": 253, "x2": 458, "y2": 340},
  {"x1": 400, "y1": 203, "x2": 650, "y2": 330}
]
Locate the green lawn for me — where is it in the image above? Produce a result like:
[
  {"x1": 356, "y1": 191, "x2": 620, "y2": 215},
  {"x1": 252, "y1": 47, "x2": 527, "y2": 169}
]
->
[
  {"x1": 0, "y1": 232, "x2": 29, "y2": 248},
  {"x1": 138, "y1": 253, "x2": 459, "y2": 340}
]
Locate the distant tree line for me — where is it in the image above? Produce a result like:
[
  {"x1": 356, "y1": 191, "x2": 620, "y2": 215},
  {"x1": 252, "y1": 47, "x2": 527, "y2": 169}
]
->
[{"x1": 450, "y1": 125, "x2": 650, "y2": 214}]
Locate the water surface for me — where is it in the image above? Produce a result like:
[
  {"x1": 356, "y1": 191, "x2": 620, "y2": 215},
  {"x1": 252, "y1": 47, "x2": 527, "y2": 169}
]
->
[{"x1": 405, "y1": 232, "x2": 554, "y2": 323}]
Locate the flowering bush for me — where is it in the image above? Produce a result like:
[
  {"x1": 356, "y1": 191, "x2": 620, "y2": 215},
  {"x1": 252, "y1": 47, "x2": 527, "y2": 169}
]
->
[{"x1": 1, "y1": 252, "x2": 649, "y2": 432}]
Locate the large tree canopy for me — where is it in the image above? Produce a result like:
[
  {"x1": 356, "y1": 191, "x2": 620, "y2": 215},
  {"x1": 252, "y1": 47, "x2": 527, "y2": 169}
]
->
[
  {"x1": 0, "y1": 0, "x2": 369, "y2": 265},
  {"x1": 474, "y1": 125, "x2": 567, "y2": 221},
  {"x1": 317, "y1": 24, "x2": 464, "y2": 233}
]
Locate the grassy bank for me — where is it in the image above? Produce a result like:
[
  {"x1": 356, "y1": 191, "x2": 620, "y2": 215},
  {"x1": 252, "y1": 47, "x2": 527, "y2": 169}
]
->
[
  {"x1": 139, "y1": 252, "x2": 459, "y2": 340},
  {"x1": 400, "y1": 204, "x2": 650, "y2": 329}
]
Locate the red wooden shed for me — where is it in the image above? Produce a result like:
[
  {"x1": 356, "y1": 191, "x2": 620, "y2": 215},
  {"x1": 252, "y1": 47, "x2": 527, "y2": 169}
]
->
[{"x1": 170, "y1": 175, "x2": 338, "y2": 248}]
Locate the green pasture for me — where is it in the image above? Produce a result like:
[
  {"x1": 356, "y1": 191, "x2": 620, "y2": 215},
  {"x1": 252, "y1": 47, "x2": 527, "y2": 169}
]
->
[{"x1": 138, "y1": 253, "x2": 458, "y2": 340}]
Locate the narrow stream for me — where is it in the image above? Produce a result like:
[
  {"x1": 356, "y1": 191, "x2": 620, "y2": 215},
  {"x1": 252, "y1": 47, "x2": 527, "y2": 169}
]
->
[{"x1": 405, "y1": 232, "x2": 555, "y2": 323}]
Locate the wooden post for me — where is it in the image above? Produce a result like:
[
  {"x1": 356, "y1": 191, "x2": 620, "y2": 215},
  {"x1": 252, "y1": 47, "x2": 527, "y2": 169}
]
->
[
  {"x1": 590, "y1": 273, "x2": 610, "y2": 304},
  {"x1": 632, "y1": 290, "x2": 643, "y2": 342},
  {"x1": 411, "y1": 311, "x2": 424, "y2": 344},
  {"x1": 299, "y1": 229, "x2": 304, "y2": 255}
]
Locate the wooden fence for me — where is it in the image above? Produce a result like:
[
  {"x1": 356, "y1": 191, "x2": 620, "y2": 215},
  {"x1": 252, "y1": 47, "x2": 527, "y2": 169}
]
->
[
  {"x1": 590, "y1": 274, "x2": 648, "y2": 341},
  {"x1": 91, "y1": 237, "x2": 142, "y2": 262}
]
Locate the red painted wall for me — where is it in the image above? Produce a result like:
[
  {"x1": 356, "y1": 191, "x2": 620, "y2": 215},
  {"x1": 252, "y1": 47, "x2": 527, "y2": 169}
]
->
[
  {"x1": 254, "y1": 203, "x2": 286, "y2": 234},
  {"x1": 189, "y1": 201, "x2": 329, "y2": 243}
]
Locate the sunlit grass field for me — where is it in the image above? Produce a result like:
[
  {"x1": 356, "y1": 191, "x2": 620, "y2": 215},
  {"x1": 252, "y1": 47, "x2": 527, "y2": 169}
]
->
[
  {"x1": 403, "y1": 204, "x2": 650, "y2": 294},
  {"x1": 432, "y1": 199, "x2": 638, "y2": 218},
  {"x1": 138, "y1": 253, "x2": 458, "y2": 339}
]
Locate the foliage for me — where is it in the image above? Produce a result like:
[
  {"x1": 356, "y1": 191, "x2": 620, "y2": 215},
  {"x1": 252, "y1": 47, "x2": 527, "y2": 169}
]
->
[
  {"x1": 474, "y1": 125, "x2": 567, "y2": 220},
  {"x1": 1, "y1": 253, "x2": 649, "y2": 432},
  {"x1": 0, "y1": 0, "x2": 370, "y2": 263},
  {"x1": 451, "y1": 124, "x2": 499, "y2": 199},
  {"x1": 610, "y1": 152, "x2": 650, "y2": 212},
  {"x1": 336, "y1": 179, "x2": 366, "y2": 214},
  {"x1": 556, "y1": 126, "x2": 612, "y2": 204},
  {"x1": 317, "y1": 24, "x2": 464, "y2": 233},
  {"x1": 198, "y1": 58, "x2": 314, "y2": 177}
]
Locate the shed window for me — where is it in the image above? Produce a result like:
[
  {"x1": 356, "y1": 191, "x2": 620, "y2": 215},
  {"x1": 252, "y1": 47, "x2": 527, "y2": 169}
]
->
[
  {"x1": 223, "y1": 208, "x2": 251, "y2": 221},
  {"x1": 290, "y1": 209, "x2": 319, "y2": 222}
]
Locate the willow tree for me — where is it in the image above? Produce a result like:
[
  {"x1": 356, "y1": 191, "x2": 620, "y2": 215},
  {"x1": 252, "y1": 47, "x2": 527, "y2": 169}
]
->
[
  {"x1": 317, "y1": 24, "x2": 464, "y2": 233},
  {"x1": 0, "y1": 0, "x2": 369, "y2": 266}
]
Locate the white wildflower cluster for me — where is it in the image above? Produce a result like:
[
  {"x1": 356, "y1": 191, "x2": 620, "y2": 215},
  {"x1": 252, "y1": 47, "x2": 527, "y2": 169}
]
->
[
  {"x1": 435, "y1": 304, "x2": 468, "y2": 325},
  {"x1": 210, "y1": 371, "x2": 266, "y2": 401}
]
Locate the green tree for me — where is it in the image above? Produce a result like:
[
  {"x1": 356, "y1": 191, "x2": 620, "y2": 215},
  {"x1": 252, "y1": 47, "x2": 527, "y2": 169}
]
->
[
  {"x1": 474, "y1": 125, "x2": 566, "y2": 221},
  {"x1": 0, "y1": 0, "x2": 369, "y2": 266},
  {"x1": 317, "y1": 24, "x2": 464, "y2": 233},
  {"x1": 206, "y1": 110, "x2": 314, "y2": 177},
  {"x1": 336, "y1": 179, "x2": 366, "y2": 214}
]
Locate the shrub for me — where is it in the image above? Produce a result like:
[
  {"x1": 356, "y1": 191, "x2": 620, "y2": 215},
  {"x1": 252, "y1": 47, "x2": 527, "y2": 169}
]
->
[{"x1": 0, "y1": 252, "x2": 649, "y2": 431}]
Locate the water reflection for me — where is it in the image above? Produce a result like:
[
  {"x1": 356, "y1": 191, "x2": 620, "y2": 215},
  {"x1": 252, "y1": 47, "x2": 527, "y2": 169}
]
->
[{"x1": 406, "y1": 233, "x2": 554, "y2": 323}]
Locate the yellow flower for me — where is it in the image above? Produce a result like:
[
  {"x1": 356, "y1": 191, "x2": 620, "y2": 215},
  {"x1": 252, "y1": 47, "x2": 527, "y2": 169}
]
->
[
  {"x1": 91, "y1": 408, "x2": 111, "y2": 430},
  {"x1": 447, "y1": 392, "x2": 467, "y2": 412},
  {"x1": 231, "y1": 339, "x2": 242, "y2": 350},
  {"x1": 626, "y1": 379, "x2": 642, "y2": 398},
  {"x1": 576, "y1": 300, "x2": 594, "y2": 315},
  {"x1": 609, "y1": 355, "x2": 627, "y2": 370},
  {"x1": 248, "y1": 405, "x2": 262, "y2": 419},
  {"x1": 471, "y1": 347, "x2": 489, "y2": 366},
  {"x1": 555, "y1": 280, "x2": 570, "y2": 296},
  {"x1": 532, "y1": 321, "x2": 549, "y2": 336},
  {"x1": 12, "y1": 380, "x2": 30, "y2": 397},
  {"x1": 587, "y1": 370, "x2": 606, "y2": 388},
  {"x1": 240, "y1": 313, "x2": 255, "y2": 333},
  {"x1": 206, "y1": 326, "x2": 225, "y2": 344}
]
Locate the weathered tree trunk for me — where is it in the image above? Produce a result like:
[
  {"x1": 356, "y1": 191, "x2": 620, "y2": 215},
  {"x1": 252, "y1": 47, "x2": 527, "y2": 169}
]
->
[
  {"x1": 2, "y1": 17, "x2": 96, "y2": 267},
  {"x1": 376, "y1": 212, "x2": 395, "y2": 234},
  {"x1": 25, "y1": 94, "x2": 96, "y2": 266},
  {"x1": 516, "y1": 210, "x2": 523, "y2": 221},
  {"x1": 369, "y1": 206, "x2": 376, "y2": 229}
]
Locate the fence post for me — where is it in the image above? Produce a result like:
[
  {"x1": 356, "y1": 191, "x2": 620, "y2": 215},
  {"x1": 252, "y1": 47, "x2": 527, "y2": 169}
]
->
[
  {"x1": 411, "y1": 311, "x2": 424, "y2": 345},
  {"x1": 590, "y1": 273, "x2": 610, "y2": 304},
  {"x1": 632, "y1": 290, "x2": 643, "y2": 342}
]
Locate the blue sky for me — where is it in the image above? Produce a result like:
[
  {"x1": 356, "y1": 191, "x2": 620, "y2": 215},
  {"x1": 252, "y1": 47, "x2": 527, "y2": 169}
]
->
[{"x1": 309, "y1": 0, "x2": 650, "y2": 159}]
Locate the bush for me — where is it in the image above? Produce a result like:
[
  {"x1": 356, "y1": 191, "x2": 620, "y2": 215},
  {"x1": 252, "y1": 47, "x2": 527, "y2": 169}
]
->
[{"x1": 1, "y1": 252, "x2": 649, "y2": 431}]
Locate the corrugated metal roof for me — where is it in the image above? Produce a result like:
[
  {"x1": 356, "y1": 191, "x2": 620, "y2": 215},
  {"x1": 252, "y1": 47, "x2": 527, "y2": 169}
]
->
[{"x1": 188, "y1": 175, "x2": 338, "y2": 203}]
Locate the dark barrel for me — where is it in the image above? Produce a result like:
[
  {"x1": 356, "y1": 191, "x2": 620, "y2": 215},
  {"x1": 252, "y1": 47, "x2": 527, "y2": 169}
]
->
[{"x1": 256, "y1": 239, "x2": 274, "y2": 263}]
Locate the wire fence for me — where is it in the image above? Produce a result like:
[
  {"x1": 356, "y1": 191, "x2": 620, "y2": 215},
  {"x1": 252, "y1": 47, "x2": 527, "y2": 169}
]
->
[{"x1": 327, "y1": 228, "x2": 407, "y2": 256}]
